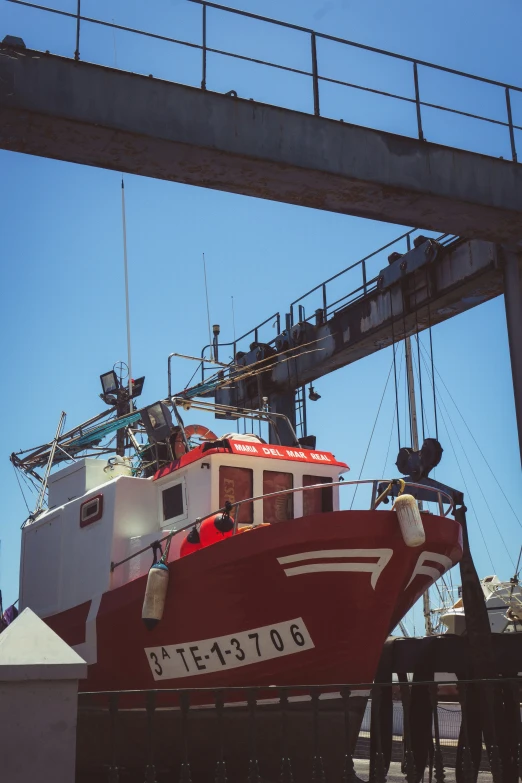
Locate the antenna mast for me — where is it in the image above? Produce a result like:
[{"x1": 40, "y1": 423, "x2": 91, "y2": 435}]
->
[{"x1": 121, "y1": 179, "x2": 133, "y2": 408}]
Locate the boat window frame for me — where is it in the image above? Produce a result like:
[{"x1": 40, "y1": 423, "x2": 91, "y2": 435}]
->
[
  {"x1": 80, "y1": 493, "x2": 104, "y2": 527},
  {"x1": 161, "y1": 476, "x2": 188, "y2": 528}
]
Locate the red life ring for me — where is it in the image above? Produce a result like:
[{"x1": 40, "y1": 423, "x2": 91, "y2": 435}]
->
[{"x1": 173, "y1": 424, "x2": 218, "y2": 459}]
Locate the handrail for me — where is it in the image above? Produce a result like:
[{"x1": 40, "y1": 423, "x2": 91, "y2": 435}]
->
[
  {"x1": 110, "y1": 477, "x2": 455, "y2": 572},
  {"x1": 4, "y1": 0, "x2": 520, "y2": 162}
]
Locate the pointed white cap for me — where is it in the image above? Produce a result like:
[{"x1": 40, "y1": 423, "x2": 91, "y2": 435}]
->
[{"x1": 0, "y1": 608, "x2": 87, "y2": 681}]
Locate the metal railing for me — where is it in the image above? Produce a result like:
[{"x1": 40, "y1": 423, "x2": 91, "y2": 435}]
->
[
  {"x1": 76, "y1": 677, "x2": 522, "y2": 782},
  {"x1": 288, "y1": 230, "x2": 457, "y2": 328},
  {"x1": 110, "y1": 477, "x2": 454, "y2": 573},
  {"x1": 5, "y1": 0, "x2": 522, "y2": 162}
]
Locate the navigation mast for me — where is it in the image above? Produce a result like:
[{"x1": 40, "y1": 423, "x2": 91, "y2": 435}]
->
[{"x1": 405, "y1": 335, "x2": 433, "y2": 636}]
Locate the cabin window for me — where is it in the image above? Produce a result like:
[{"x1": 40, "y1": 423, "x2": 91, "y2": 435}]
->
[
  {"x1": 163, "y1": 483, "x2": 184, "y2": 522},
  {"x1": 263, "y1": 471, "x2": 293, "y2": 523},
  {"x1": 303, "y1": 475, "x2": 333, "y2": 516},
  {"x1": 219, "y1": 466, "x2": 253, "y2": 524},
  {"x1": 80, "y1": 494, "x2": 103, "y2": 527}
]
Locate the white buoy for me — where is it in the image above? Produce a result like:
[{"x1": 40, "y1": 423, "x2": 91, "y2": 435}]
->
[
  {"x1": 393, "y1": 494, "x2": 425, "y2": 547},
  {"x1": 142, "y1": 562, "x2": 169, "y2": 630}
]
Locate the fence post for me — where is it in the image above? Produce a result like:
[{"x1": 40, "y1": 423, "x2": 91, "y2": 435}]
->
[
  {"x1": 74, "y1": 0, "x2": 81, "y2": 61},
  {"x1": 0, "y1": 608, "x2": 87, "y2": 783},
  {"x1": 505, "y1": 87, "x2": 518, "y2": 163},
  {"x1": 201, "y1": 3, "x2": 207, "y2": 90},
  {"x1": 311, "y1": 33, "x2": 320, "y2": 116},
  {"x1": 413, "y1": 62, "x2": 424, "y2": 141}
]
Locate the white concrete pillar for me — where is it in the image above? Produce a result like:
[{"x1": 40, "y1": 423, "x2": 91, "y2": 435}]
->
[{"x1": 0, "y1": 607, "x2": 87, "y2": 783}]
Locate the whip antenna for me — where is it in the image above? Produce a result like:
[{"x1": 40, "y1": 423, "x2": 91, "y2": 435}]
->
[
  {"x1": 121, "y1": 179, "x2": 133, "y2": 408},
  {"x1": 202, "y1": 252, "x2": 213, "y2": 358}
]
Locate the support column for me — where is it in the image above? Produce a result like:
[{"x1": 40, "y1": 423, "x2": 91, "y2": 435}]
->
[
  {"x1": 503, "y1": 250, "x2": 522, "y2": 466},
  {"x1": 0, "y1": 607, "x2": 87, "y2": 783}
]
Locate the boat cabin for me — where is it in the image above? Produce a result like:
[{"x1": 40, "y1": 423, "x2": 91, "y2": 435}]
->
[{"x1": 19, "y1": 433, "x2": 348, "y2": 621}]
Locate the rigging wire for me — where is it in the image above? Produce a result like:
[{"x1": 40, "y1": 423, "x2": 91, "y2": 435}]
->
[
  {"x1": 415, "y1": 333, "x2": 426, "y2": 442},
  {"x1": 437, "y1": 391, "x2": 515, "y2": 569},
  {"x1": 202, "y1": 252, "x2": 213, "y2": 358},
  {"x1": 419, "y1": 341, "x2": 522, "y2": 534},
  {"x1": 426, "y1": 298, "x2": 439, "y2": 440},
  {"x1": 350, "y1": 358, "x2": 394, "y2": 510},
  {"x1": 389, "y1": 291, "x2": 401, "y2": 451},
  {"x1": 382, "y1": 344, "x2": 405, "y2": 475},
  {"x1": 418, "y1": 350, "x2": 496, "y2": 572},
  {"x1": 12, "y1": 464, "x2": 30, "y2": 515}
]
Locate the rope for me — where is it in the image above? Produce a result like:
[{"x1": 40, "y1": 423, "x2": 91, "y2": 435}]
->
[
  {"x1": 390, "y1": 290, "x2": 401, "y2": 451},
  {"x1": 349, "y1": 358, "x2": 394, "y2": 510},
  {"x1": 160, "y1": 530, "x2": 175, "y2": 565}
]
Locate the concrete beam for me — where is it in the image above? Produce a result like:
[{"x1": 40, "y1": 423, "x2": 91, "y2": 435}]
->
[{"x1": 1, "y1": 49, "x2": 522, "y2": 244}]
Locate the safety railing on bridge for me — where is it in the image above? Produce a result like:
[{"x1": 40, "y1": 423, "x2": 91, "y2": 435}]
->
[
  {"x1": 198, "y1": 228, "x2": 458, "y2": 380},
  {"x1": 4, "y1": 0, "x2": 522, "y2": 162},
  {"x1": 76, "y1": 677, "x2": 522, "y2": 782}
]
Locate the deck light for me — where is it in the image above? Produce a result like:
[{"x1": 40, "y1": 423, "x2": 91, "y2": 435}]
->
[
  {"x1": 141, "y1": 402, "x2": 173, "y2": 443},
  {"x1": 100, "y1": 371, "x2": 119, "y2": 397},
  {"x1": 308, "y1": 385, "x2": 321, "y2": 402}
]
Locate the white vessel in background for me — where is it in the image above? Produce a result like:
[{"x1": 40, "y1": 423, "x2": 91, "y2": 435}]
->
[{"x1": 435, "y1": 573, "x2": 522, "y2": 635}]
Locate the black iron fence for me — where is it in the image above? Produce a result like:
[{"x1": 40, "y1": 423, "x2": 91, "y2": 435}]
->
[
  {"x1": 4, "y1": 0, "x2": 522, "y2": 162},
  {"x1": 76, "y1": 678, "x2": 522, "y2": 782}
]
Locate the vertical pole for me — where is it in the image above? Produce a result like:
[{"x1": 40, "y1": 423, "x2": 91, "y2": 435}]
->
[
  {"x1": 505, "y1": 87, "x2": 518, "y2": 163},
  {"x1": 362, "y1": 260, "x2": 367, "y2": 295},
  {"x1": 503, "y1": 249, "x2": 522, "y2": 466},
  {"x1": 121, "y1": 180, "x2": 133, "y2": 408},
  {"x1": 413, "y1": 62, "x2": 424, "y2": 141},
  {"x1": 74, "y1": 0, "x2": 81, "y2": 60},
  {"x1": 311, "y1": 33, "x2": 320, "y2": 117},
  {"x1": 201, "y1": 4, "x2": 207, "y2": 90}
]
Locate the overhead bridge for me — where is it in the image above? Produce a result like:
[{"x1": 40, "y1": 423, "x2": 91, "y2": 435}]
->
[
  {"x1": 0, "y1": 46, "x2": 521, "y2": 245},
  {"x1": 211, "y1": 237, "x2": 521, "y2": 442}
]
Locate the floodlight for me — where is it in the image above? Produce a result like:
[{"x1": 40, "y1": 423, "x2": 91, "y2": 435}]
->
[
  {"x1": 130, "y1": 376, "x2": 145, "y2": 398},
  {"x1": 100, "y1": 371, "x2": 119, "y2": 396},
  {"x1": 141, "y1": 402, "x2": 173, "y2": 443},
  {"x1": 308, "y1": 385, "x2": 321, "y2": 402}
]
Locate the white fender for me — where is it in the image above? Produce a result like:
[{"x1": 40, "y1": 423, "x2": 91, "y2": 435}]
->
[
  {"x1": 394, "y1": 494, "x2": 425, "y2": 547},
  {"x1": 142, "y1": 562, "x2": 169, "y2": 630}
]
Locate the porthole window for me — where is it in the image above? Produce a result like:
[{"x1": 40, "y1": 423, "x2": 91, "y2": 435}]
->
[{"x1": 80, "y1": 494, "x2": 104, "y2": 527}]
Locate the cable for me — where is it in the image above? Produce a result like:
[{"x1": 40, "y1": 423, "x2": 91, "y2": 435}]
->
[
  {"x1": 418, "y1": 349, "x2": 496, "y2": 572},
  {"x1": 350, "y1": 358, "x2": 394, "y2": 510},
  {"x1": 13, "y1": 464, "x2": 30, "y2": 514},
  {"x1": 389, "y1": 291, "x2": 401, "y2": 451},
  {"x1": 426, "y1": 299, "x2": 439, "y2": 440},
  {"x1": 415, "y1": 334, "x2": 426, "y2": 441},
  {"x1": 437, "y1": 389, "x2": 515, "y2": 569},
  {"x1": 382, "y1": 344, "x2": 405, "y2": 474},
  {"x1": 420, "y1": 341, "x2": 522, "y2": 534}
]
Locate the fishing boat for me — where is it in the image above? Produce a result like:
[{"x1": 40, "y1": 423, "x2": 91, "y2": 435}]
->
[{"x1": 8, "y1": 354, "x2": 464, "y2": 694}]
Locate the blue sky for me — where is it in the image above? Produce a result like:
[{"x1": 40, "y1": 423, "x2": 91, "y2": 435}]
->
[{"x1": 1, "y1": 0, "x2": 521, "y2": 632}]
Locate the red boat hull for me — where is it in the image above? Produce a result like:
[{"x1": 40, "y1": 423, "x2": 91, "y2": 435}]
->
[{"x1": 45, "y1": 510, "x2": 462, "y2": 691}]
